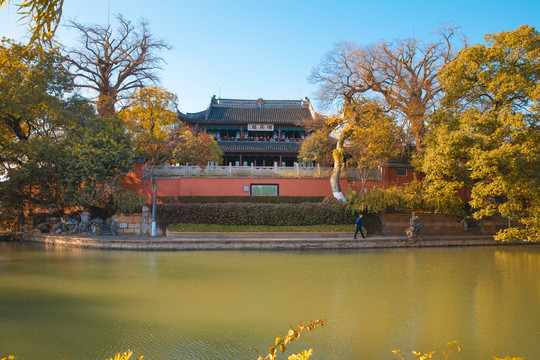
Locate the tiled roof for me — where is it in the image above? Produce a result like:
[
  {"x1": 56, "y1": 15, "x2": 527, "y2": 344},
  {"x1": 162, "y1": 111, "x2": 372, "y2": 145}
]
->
[
  {"x1": 218, "y1": 141, "x2": 301, "y2": 153},
  {"x1": 207, "y1": 106, "x2": 312, "y2": 124},
  {"x1": 178, "y1": 96, "x2": 318, "y2": 125}
]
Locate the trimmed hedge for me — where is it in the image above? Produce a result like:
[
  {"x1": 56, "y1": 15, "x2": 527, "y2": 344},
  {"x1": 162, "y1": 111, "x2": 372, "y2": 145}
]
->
[
  {"x1": 156, "y1": 200, "x2": 358, "y2": 233},
  {"x1": 158, "y1": 196, "x2": 326, "y2": 204}
]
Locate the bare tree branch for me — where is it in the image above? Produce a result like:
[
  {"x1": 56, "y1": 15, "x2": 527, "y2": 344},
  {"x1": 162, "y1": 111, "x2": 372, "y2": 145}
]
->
[
  {"x1": 67, "y1": 15, "x2": 171, "y2": 117},
  {"x1": 311, "y1": 24, "x2": 465, "y2": 153}
]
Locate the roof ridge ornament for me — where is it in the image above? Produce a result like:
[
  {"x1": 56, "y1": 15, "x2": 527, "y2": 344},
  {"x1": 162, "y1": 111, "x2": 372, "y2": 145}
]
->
[{"x1": 257, "y1": 98, "x2": 264, "y2": 108}]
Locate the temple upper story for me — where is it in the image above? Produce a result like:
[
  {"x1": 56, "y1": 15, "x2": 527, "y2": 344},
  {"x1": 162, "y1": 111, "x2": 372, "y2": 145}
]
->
[
  {"x1": 178, "y1": 96, "x2": 317, "y2": 126},
  {"x1": 178, "y1": 96, "x2": 320, "y2": 166}
]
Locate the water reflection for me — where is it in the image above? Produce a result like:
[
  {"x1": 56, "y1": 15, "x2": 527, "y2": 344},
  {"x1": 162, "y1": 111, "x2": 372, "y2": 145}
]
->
[{"x1": 0, "y1": 243, "x2": 539, "y2": 359}]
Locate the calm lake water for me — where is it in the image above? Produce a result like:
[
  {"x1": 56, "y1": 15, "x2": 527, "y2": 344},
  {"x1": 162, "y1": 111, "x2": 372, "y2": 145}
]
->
[{"x1": 1, "y1": 242, "x2": 539, "y2": 360}]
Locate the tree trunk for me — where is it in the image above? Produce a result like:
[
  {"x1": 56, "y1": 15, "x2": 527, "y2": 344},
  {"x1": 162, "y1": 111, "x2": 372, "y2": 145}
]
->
[
  {"x1": 97, "y1": 88, "x2": 118, "y2": 117},
  {"x1": 330, "y1": 132, "x2": 348, "y2": 202},
  {"x1": 408, "y1": 108, "x2": 427, "y2": 155}
]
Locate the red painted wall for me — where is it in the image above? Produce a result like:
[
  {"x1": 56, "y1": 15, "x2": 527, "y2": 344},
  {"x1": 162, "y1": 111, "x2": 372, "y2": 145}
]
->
[{"x1": 121, "y1": 163, "x2": 421, "y2": 201}]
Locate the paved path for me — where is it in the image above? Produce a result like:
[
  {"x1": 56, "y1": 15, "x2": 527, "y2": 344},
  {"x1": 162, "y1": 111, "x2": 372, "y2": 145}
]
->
[{"x1": 17, "y1": 232, "x2": 537, "y2": 251}]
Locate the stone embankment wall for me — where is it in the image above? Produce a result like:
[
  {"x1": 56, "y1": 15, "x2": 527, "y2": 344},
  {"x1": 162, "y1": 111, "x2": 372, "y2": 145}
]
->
[
  {"x1": 114, "y1": 207, "x2": 163, "y2": 236},
  {"x1": 383, "y1": 214, "x2": 514, "y2": 236}
]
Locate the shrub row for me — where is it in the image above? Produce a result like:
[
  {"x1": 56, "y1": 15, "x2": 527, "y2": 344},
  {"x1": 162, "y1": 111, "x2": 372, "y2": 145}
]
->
[
  {"x1": 156, "y1": 201, "x2": 359, "y2": 233},
  {"x1": 158, "y1": 196, "x2": 326, "y2": 204}
]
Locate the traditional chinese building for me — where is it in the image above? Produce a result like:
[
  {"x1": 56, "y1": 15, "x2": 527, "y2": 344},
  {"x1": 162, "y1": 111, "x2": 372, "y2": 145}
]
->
[{"x1": 178, "y1": 96, "x2": 319, "y2": 166}]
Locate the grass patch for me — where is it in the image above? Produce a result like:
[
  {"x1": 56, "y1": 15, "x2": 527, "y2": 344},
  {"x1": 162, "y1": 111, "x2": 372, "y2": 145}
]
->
[{"x1": 168, "y1": 224, "x2": 354, "y2": 232}]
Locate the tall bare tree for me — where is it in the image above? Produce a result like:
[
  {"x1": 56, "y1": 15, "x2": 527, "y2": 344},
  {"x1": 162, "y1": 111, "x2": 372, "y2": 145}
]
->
[
  {"x1": 311, "y1": 24, "x2": 464, "y2": 154},
  {"x1": 68, "y1": 15, "x2": 170, "y2": 117}
]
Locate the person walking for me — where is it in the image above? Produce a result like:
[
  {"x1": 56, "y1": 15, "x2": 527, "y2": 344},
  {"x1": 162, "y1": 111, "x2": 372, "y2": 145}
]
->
[{"x1": 354, "y1": 214, "x2": 365, "y2": 239}]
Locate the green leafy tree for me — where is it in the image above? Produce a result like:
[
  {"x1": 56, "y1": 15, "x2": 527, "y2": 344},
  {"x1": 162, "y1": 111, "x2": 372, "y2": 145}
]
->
[
  {"x1": 426, "y1": 25, "x2": 540, "y2": 241},
  {"x1": 0, "y1": 38, "x2": 73, "y2": 175},
  {"x1": 61, "y1": 115, "x2": 133, "y2": 210},
  {"x1": 0, "y1": 40, "x2": 131, "y2": 221},
  {"x1": 298, "y1": 130, "x2": 336, "y2": 166},
  {"x1": 0, "y1": 114, "x2": 132, "y2": 228},
  {"x1": 0, "y1": 136, "x2": 64, "y2": 228},
  {"x1": 0, "y1": 38, "x2": 76, "y2": 227}
]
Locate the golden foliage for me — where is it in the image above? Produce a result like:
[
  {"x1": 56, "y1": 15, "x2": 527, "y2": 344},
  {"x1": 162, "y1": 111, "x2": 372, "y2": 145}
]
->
[
  {"x1": 0, "y1": 0, "x2": 63, "y2": 46},
  {"x1": 105, "y1": 350, "x2": 143, "y2": 360},
  {"x1": 392, "y1": 341, "x2": 460, "y2": 360},
  {"x1": 253, "y1": 319, "x2": 326, "y2": 360},
  {"x1": 287, "y1": 349, "x2": 313, "y2": 360},
  {"x1": 434, "y1": 25, "x2": 540, "y2": 241},
  {"x1": 120, "y1": 86, "x2": 179, "y2": 142}
]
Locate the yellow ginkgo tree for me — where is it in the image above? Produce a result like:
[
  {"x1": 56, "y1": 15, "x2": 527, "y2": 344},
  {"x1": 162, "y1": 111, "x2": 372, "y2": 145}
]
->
[{"x1": 425, "y1": 25, "x2": 540, "y2": 241}]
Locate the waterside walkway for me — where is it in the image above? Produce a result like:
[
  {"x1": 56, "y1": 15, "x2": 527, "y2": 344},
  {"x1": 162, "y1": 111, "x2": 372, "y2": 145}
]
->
[{"x1": 16, "y1": 232, "x2": 538, "y2": 251}]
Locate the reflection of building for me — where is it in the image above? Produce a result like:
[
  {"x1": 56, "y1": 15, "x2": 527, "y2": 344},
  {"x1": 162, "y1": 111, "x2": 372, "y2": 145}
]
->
[{"x1": 178, "y1": 96, "x2": 319, "y2": 166}]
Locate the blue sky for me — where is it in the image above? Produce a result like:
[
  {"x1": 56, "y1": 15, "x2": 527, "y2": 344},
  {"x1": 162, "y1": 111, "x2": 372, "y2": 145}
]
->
[{"x1": 1, "y1": 0, "x2": 539, "y2": 113}]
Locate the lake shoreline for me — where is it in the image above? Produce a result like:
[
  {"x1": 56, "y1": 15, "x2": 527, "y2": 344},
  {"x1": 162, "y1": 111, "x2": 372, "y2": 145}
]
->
[{"x1": 14, "y1": 232, "x2": 539, "y2": 251}]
